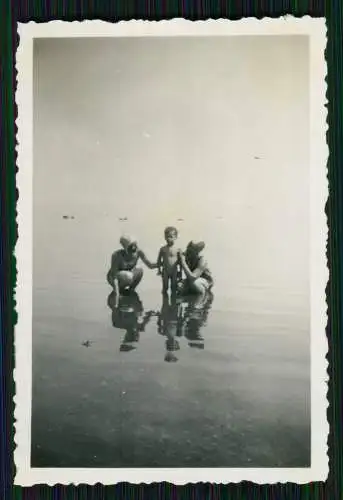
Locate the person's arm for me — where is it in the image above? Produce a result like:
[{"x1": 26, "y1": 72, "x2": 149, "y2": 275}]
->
[
  {"x1": 179, "y1": 253, "x2": 207, "y2": 281},
  {"x1": 176, "y1": 249, "x2": 183, "y2": 280},
  {"x1": 107, "y1": 252, "x2": 120, "y2": 294},
  {"x1": 139, "y1": 250, "x2": 158, "y2": 269},
  {"x1": 157, "y1": 247, "x2": 163, "y2": 274}
]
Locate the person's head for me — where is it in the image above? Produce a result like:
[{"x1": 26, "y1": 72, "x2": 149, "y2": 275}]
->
[
  {"x1": 127, "y1": 242, "x2": 138, "y2": 255},
  {"x1": 164, "y1": 226, "x2": 178, "y2": 246},
  {"x1": 186, "y1": 240, "x2": 205, "y2": 258},
  {"x1": 185, "y1": 240, "x2": 206, "y2": 269},
  {"x1": 120, "y1": 235, "x2": 138, "y2": 255}
]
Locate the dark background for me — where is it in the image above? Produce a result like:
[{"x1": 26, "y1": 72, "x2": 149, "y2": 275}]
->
[{"x1": 1, "y1": 1, "x2": 341, "y2": 499}]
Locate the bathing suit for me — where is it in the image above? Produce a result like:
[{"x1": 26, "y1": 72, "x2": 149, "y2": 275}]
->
[
  {"x1": 115, "y1": 249, "x2": 139, "y2": 271},
  {"x1": 186, "y1": 255, "x2": 213, "y2": 287}
]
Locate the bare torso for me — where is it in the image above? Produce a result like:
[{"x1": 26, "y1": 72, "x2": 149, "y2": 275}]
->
[{"x1": 159, "y1": 245, "x2": 179, "y2": 276}]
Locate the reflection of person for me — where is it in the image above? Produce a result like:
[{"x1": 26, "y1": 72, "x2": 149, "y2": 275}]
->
[
  {"x1": 157, "y1": 294, "x2": 184, "y2": 362},
  {"x1": 157, "y1": 226, "x2": 182, "y2": 295},
  {"x1": 157, "y1": 294, "x2": 184, "y2": 338},
  {"x1": 155, "y1": 291, "x2": 213, "y2": 359},
  {"x1": 178, "y1": 241, "x2": 213, "y2": 296},
  {"x1": 107, "y1": 235, "x2": 157, "y2": 297},
  {"x1": 107, "y1": 291, "x2": 155, "y2": 352},
  {"x1": 184, "y1": 292, "x2": 213, "y2": 349}
]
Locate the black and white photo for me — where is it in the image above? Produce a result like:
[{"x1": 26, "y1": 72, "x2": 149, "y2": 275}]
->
[{"x1": 15, "y1": 18, "x2": 328, "y2": 485}]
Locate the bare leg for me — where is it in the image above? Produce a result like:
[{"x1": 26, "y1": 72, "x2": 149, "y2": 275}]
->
[
  {"x1": 170, "y1": 270, "x2": 179, "y2": 296},
  {"x1": 129, "y1": 267, "x2": 143, "y2": 291},
  {"x1": 188, "y1": 278, "x2": 208, "y2": 296},
  {"x1": 117, "y1": 269, "x2": 143, "y2": 293},
  {"x1": 107, "y1": 269, "x2": 114, "y2": 287},
  {"x1": 162, "y1": 271, "x2": 169, "y2": 295},
  {"x1": 116, "y1": 271, "x2": 133, "y2": 292}
]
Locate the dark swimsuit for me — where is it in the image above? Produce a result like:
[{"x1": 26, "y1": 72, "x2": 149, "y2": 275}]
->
[
  {"x1": 186, "y1": 255, "x2": 213, "y2": 287},
  {"x1": 115, "y1": 249, "x2": 139, "y2": 271}
]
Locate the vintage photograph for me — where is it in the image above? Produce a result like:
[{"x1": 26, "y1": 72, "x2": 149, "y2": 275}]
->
[{"x1": 15, "y1": 19, "x2": 328, "y2": 485}]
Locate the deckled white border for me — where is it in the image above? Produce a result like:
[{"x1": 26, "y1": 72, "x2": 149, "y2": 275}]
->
[{"x1": 14, "y1": 17, "x2": 328, "y2": 486}]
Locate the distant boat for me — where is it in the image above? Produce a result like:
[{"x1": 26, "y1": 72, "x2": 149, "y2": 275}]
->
[
  {"x1": 62, "y1": 215, "x2": 75, "y2": 220},
  {"x1": 119, "y1": 217, "x2": 128, "y2": 221},
  {"x1": 81, "y1": 340, "x2": 93, "y2": 347}
]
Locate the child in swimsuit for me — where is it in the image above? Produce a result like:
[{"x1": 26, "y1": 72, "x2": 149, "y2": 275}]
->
[{"x1": 157, "y1": 226, "x2": 182, "y2": 295}]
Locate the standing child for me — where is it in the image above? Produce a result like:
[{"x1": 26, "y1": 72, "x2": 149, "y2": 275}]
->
[{"x1": 157, "y1": 226, "x2": 182, "y2": 295}]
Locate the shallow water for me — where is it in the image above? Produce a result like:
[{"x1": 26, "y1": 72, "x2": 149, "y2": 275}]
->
[
  {"x1": 31, "y1": 36, "x2": 310, "y2": 467},
  {"x1": 31, "y1": 216, "x2": 310, "y2": 468}
]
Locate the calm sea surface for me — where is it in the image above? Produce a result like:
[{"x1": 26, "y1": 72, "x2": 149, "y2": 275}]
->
[{"x1": 31, "y1": 215, "x2": 310, "y2": 468}]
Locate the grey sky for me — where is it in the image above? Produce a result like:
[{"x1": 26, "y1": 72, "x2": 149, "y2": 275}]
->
[{"x1": 34, "y1": 36, "x2": 308, "y2": 213}]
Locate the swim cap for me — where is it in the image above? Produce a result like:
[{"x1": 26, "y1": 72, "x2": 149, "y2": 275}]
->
[
  {"x1": 120, "y1": 235, "x2": 137, "y2": 251},
  {"x1": 188, "y1": 241, "x2": 205, "y2": 254}
]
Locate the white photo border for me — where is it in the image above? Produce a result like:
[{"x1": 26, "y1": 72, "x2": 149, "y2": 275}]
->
[{"x1": 14, "y1": 17, "x2": 328, "y2": 486}]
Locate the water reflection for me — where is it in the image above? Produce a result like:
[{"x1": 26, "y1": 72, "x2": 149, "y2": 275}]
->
[
  {"x1": 157, "y1": 295, "x2": 184, "y2": 362},
  {"x1": 107, "y1": 291, "x2": 155, "y2": 352},
  {"x1": 157, "y1": 292, "x2": 213, "y2": 361},
  {"x1": 108, "y1": 289, "x2": 214, "y2": 360},
  {"x1": 184, "y1": 292, "x2": 214, "y2": 349}
]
